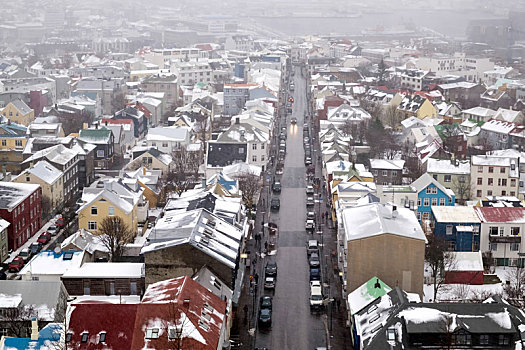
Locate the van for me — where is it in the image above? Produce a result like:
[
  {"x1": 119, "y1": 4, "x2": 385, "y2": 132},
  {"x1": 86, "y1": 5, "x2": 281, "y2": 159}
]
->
[{"x1": 307, "y1": 239, "x2": 319, "y2": 255}]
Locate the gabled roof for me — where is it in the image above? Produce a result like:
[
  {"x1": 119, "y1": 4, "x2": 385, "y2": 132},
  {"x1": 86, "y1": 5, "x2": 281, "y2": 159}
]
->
[
  {"x1": 132, "y1": 276, "x2": 226, "y2": 350},
  {"x1": 342, "y1": 203, "x2": 426, "y2": 242},
  {"x1": 23, "y1": 144, "x2": 78, "y2": 166},
  {"x1": 10, "y1": 99, "x2": 32, "y2": 115},
  {"x1": 0, "y1": 181, "x2": 40, "y2": 210},
  {"x1": 432, "y1": 206, "x2": 481, "y2": 223},
  {"x1": 67, "y1": 303, "x2": 138, "y2": 349},
  {"x1": 474, "y1": 206, "x2": 525, "y2": 223},
  {"x1": 348, "y1": 277, "x2": 391, "y2": 316},
  {"x1": 78, "y1": 128, "x2": 113, "y2": 144},
  {"x1": 17, "y1": 160, "x2": 62, "y2": 185},
  {"x1": 206, "y1": 142, "x2": 247, "y2": 168},
  {"x1": 369, "y1": 159, "x2": 405, "y2": 171},
  {"x1": 146, "y1": 126, "x2": 190, "y2": 142},
  {"x1": 141, "y1": 209, "x2": 243, "y2": 269},
  {"x1": 411, "y1": 173, "x2": 453, "y2": 199}
]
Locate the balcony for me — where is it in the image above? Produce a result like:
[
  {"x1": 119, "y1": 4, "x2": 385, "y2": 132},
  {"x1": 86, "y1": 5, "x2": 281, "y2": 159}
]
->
[{"x1": 489, "y1": 235, "x2": 521, "y2": 243}]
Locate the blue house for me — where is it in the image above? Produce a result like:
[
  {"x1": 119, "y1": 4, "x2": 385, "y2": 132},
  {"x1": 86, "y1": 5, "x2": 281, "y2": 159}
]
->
[
  {"x1": 412, "y1": 173, "x2": 455, "y2": 224},
  {"x1": 431, "y1": 206, "x2": 482, "y2": 251}
]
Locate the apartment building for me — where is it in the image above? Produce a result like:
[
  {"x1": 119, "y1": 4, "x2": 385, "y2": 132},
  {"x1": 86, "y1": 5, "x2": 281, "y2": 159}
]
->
[{"x1": 471, "y1": 155, "x2": 520, "y2": 199}]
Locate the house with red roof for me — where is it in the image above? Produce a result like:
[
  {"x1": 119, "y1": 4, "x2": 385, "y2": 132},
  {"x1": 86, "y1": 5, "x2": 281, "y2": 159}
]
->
[
  {"x1": 131, "y1": 276, "x2": 228, "y2": 350},
  {"x1": 67, "y1": 303, "x2": 139, "y2": 348},
  {"x1": 476, "y1": 206, "x2": 525, "y2": 267}
]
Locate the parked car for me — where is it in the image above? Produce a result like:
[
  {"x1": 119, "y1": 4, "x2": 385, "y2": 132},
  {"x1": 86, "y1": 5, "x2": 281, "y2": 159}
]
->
[
  {"x1": 264, "y1": 276, "x2": 276, "y2": 290},
  {"x1": 271, "y1": 198, "x2": 280, "y2": 211},
  {"x1": 18, "y1": 248, "x2": 32, "y2": 262},
  {"x1": 55, "y1": 217, "x2": 65, "y2": 227},
  {"x1": 47, "y1": 225, "x2": 58, "y2": 236},
  {"x1": 306, "y1": 185, "x2": 314, "y2": 195},
  {"x1": 309, "y1": 253, "x2": 320, "y2": 268},
  {"x1": 8, "y1": 257, "x2": 24, "y2": 272},
  {"x1": 272, "y1": 182, "x2": 282, "y2": 193},
  {"x1": 307, "y1": 240, "x2": 319, "y2": 256},
  {"x1": 276, "y1": 167, "x2": 284, "y2": 175},
  {"x1": 37, "y1": 233, "x2": 51, "y2": 244},
  {"x1": 307, "y1": 211, "x2": 316, "y2": 220},
  {"x1": 265, "y1": 261, "x2": 277, "y2": 276},
  {"x1": 305, "y1": 157, "x2": 312, "y2": 166},
  {"x1": 305, "y1": 219, "x2": 315, "y2": 231},
  {"x1": 303, "y1": 136, "x2": 310, "y2": 144},
  {"x1": 258, "y1": 308, "x2": 272, "y2": 326},
  {"x1": 260, "y1": 296, "x2": 273, "y2": 310},
  {"x1": 0, "y1": 268, "x2": 6, "y2": 280},
  {"x1": 309, "y1": 267, "x2": 321, "y2": 281},
  {"x1": 29, "y1": 243, "x2": 42, "y2": 255},
  {"x1": 306, "y1": 197, "x2": 315, "y2": 207}
]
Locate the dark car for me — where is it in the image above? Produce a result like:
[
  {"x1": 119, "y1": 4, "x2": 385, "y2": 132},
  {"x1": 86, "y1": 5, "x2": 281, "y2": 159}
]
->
[
  {"x1": 271, "y1": 198, "x2": 280, "y2": 210},
  {"x1": 37, "y1": 233, "x2": 51, "y2": 244},
  {"x1": 272, "y1": 182, "x2": 282, "y2": 193},
  {"x1": 265, "y1": 261, "x2": 277, "y2": 276},
  {"x1": 309, "y1": 253, "x2": 320, "y2": 268},
  {"x1": 260, "y1": 295, "x2": 273, "y2": 310},
  {"x1": 291, "y1": 117, "x2": 297, "y2": 124},
  {"x1": 29, "y1": 242, "x2": 42, "y2": 255},
  {"x1": 310, "y1": 268, "x2": 321, "y2": 281},
  {"x1": 259, "y1": 308, "x2": 272, "y2": 326},
  {"x1": 8, "y1": 257, "x2": 24, "y2": 272},
  {"x1": 0, "y1": 269, "x2": 6, "y2": 280}
]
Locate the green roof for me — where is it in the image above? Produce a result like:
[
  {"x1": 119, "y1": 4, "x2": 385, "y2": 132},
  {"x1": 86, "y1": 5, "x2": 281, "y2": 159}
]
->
[
  {"x1": 78, "y1": 129, "x2": 112, "y2": 144},
  {"x1": 348, "y1": 276, "x2": 392, "y2": 315}
]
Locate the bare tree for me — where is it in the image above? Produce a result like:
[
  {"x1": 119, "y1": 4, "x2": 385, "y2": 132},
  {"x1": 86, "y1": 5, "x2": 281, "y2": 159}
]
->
[
  {"x1": 504, "y1": 265, "x2": 525, "y2": 306},
  {"x1": 41, "y1": 195, "x2": 52, "y2": 220},
  {"x1": 425, "y1": 235, "x2": 457, "y2": 302},
  {"x1": 167, "y1": 147, "x2": 200, "y2": 197},
  {"x1": 482, "y1": 251, "x2": 496, "y2": 274},
  {"x1": 383, "y1": 104, "x2": 400, "y2": 129},
  {"x1": 377, "y1": 58, "x2": 387, "y2": 84},
  {"x1": 1, "y1": 305, "x2": 36, "y2": 338},
  {"x1": 194, "y1": 115, "x2": 211, "y2": 147},
  {"x1": 235, "y1": 171, "x2": 261, "y2": 213},
  {"x1": 111, "y1": 92, "x2": 127, "y2": 114},
  {"x1": 438, "y1": 313, "x2": 455, "y2": 350},
  {"x1": 451, "y1": 283, "x2": 471, "y2": 300},
  {"x1": 452, "y1": 177, "x2": 473, "y2": 205},
  {"x1": 58, "y1": 110, "x2": 94, "y2": 135},
  {"x1": 98, "y1": 216, "x2": 134, "y2": 262}
]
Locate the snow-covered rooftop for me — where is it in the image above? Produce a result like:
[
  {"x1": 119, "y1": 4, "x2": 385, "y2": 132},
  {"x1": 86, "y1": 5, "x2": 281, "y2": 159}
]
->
[{"x1": 62, "y1": 262, "x2": 145, "y2": 279}]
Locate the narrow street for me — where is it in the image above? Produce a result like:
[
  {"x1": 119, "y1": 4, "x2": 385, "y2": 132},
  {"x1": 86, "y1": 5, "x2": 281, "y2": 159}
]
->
[{"x1": 254, "y1": 66, "x2": 326, "y2": 349}]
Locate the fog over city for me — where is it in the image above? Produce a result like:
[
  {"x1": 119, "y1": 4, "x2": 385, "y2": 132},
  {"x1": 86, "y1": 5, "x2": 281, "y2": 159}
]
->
[{"x1": 3, "y1": 1, "x2": 525, "y2": 350}]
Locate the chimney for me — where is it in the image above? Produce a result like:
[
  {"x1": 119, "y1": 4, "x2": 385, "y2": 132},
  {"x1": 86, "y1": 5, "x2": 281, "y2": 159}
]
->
[
  {"x1": 95, "y1": 123, "x2": 98, "y2": 129},
  {"x1": 142, "y1": 167, "x2": 146, "y2": 176},
  {"x1": 30, "y1": 317, "x2": 39, "y2": 340},
  {"x1": 392, "y1": 205, "x2": 398, "y2": 219}
]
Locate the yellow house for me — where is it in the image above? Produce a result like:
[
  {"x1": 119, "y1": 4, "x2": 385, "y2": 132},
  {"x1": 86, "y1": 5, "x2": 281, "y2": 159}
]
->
[
  {"x1": 127, "y1": 149, "x2": 172, "y2": 176},
  {"x1": 1, "y1": 100, "x2": 35, "y2": 126},
  {"x1": 12, "y1": 160, "x2": 64, "y2": 214},
  {"x1": 77, "y1": 189, "x2": 139, "y2": 234},
  {"x1": 0, "y1": 122, "x2": 28, "y2": 173},
  {"x1": 397, "y1": 95, "x2": 437, "y2": 120},
  {"x1": 122, "y1": 167, "x2": 165, "y2": 208}
]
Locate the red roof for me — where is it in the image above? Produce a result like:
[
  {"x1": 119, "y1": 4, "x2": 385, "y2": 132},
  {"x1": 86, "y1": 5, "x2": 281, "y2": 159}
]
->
[
  {"x1": 101, "y1": 118, "x2": 133, "y2": 125},
  {"x1": 195, "y1": 44, "x2": 213, "y2": 51},
  {"x1": 131, "y1": 276, "x2": 227, "y2": 350},
  {"x1": 133, "y1": 102, "x2": 152, "y2": 118},
  {"x1": 475, "y1": 207, "x2": 525, "y2": 223},
  {"x1": 67, "y1": 303, "x2": 138, "y2": 348}
]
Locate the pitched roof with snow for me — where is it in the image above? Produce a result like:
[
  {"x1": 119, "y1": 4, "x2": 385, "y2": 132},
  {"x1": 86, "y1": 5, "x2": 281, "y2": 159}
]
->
[
  {"x1": 426, "y1": 158, "x2": 470, "y2": 175},
  {"x1": 342, "y1": 203, "x2": 426, "y2": 242},
  {"x1": 411, "y1": 173, "x2": 453, "y2": 199},
  {"x1": 474, "y1": 207, "x2": 525, "y2": 223},
  {"x1": 62, "y1": 262, "x2": 144, "y2": 279},
  {"x1": 481, "y1": 118, "x2": 517, "y2": 134},
  {"x1": 17, "y1": 160, "x2": 62, "y2": 184},
  {"x1": 369, "y1": 159, "x2": 405, "y2": 170},
  {"x1": 0, "y1": 181, "x2": 40, "y2": 210},
  {"x1": 431, "y1": 206, "x2": 480, "y2": 223}
]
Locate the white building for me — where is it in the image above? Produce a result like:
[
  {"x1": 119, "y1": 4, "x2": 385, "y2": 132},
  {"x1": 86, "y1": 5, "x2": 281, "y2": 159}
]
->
[
  {"x1": 170, "y1": 60, "x2": 213, "y2": 86},
  {"x1": 145, "y1": 126, "x2": 192, "y2": 154},
  {"x1": 471, "y1": 155, "x2": 520, "y2": 199},
  {"x1": 415, "y1": 52, "x2": 494, "y2": 82}
]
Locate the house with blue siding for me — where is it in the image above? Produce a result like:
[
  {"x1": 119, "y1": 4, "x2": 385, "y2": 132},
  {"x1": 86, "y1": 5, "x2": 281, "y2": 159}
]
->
[
  {"x1": 412, "y1": 173, "x2": 455, "y2": 224},
  {"x1": 431, "y1": 206, "x2": 481, "y2": 251}
]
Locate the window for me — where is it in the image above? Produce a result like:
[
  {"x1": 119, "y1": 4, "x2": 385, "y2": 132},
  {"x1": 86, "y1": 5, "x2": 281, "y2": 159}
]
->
[
  {"x1": 130, "y1": 282, "x2": 138, "y2": 295},
  {"x1": 487, "y1": 190, "x2": 493, "y2": 196},
  {"x1": 146, "y1": 328, "x2": 160, "y2": 339},
  {"x1": 162, "y1": 142, "x2": 168, "y2": 148},
  {"x1": 459, "y1": 176, "x2": 466, "y2": 183},
  {"x1": 88, "y1": 221, "x2": 97, "y2": 231},
  {"x1": 489, "y1": 242, "x2": 498, "y2": 252},
  {"x1": 65, "y1": 333, "x2": 72, "y2": 343},
  {"x1": 489, "y1": 226, "x2": 499, "y2": 236},
  {"x1": 499, "y1": 227, "x2": 504, "y2": 236},
  {"x1": 511, "y1": 179, "x2": 517, "y2": 187},
  {"x1": 431, "y1": 198, "x2": 437, "y2": 206},
  {"x1": 446, "y1": 225, "x2": 453, "y2": 235},
  {"x1": 478, "y1": 166, "x2": 483, "y2": 173},
  {"x1": 444, "y1": 174, "x2": 451, "y2": 182},
  {"x1": 108, "y1": 206, "x2": 114, "y2": 216},
  {"x1": 382, "y1": 170, "x2": 388, "y2": 177},
  {"x1": 423, "y1": 212, "x2": 430, "y2": 220},
  {"x1": 96, "y1": 150, "x2": 104, "y2": 157},
  {"x1": 252, "y1": 143, "x2": 257, "y2": 150},
  {"x1": 105, "y1": 281, "x2": 115, "y2": 295},
  {"x1": 239, "y1": 148, "x2": 244, "y2": 154},
  {"x1": 488, "y1": 178, "x2": 493, "y2": 186},
  {"x1": 499, "y1": 335, "x2": 509, "y2": 345},
  {"x1": 477, "y1": 178, "x2": 482, "y2": 185},
  {"x1": 511, "y1": 227, "x2": 520, "y2": 236},
  {"x1": 426, "y1": 187, "x2": 432, "y2": 194},
  {"x1": 15, "y1": 140, "x2": 22, "y2": 147},
  {"x1": 417, "y1": 212, "x2": 421, "y2": 221},
  {"x1": 387, "y1": 328, "x2": 395, "y2": 341},
  {"x1": 81, "y1": 333, "x2": 89, "y2": 343},
  {"x1": 480, "y1": 335, "x2": 489, "y2": 345},
  {"x1": 83, "y1": 281, "x2": 90, "y2": 295},
  {"x1": 488, "y1": 167, "x2": 494, "y2": 173},
  {"x1": 455, "y1": 333, "x2": 471, "y2": 345},
  {"x1": 473, "y1": 241, "x2": 479, "y2": 250},
  {"x1": 252, "y1": 155, "x2": 257, "y2": 162},
  {"x1": 424, "y1": 198, "x2": 429, "y2": 206},
  {"x1": 501, "y1": 167, "x2": 506, "y2": 173},
  {"x1": 91, "y1": 206, "x2": 97, "y2": 215},
  {"x1": 502, "y1": 179, "x2": 507, "y2": 186},
  {"x1": 99, "y1": 332, "x2": 106, "y2": 343},
  {"x1": 391, "y1": 171, "x2": 397, "y2": 176},
  {"x1": 439, "y1": 198, "x2": 445, "y2": 206},
  {"x1": 432, "y1": 174, "x2": 438, "y2": 180},
  {"x1": 0, "y1": 140, "x2": 5, "y2": 146},
  {"x1": 511, "y1": 243, "x2": 520, "y2": 251},
  {"x1": 447, "y1": 241, "x2": 456, "y2": 251},
  {"x1": 477, "y1": 190, "x2": 482, "y2": 197}
]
